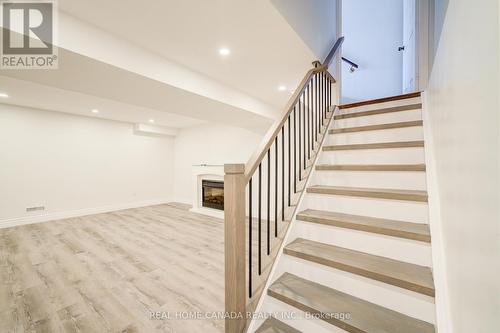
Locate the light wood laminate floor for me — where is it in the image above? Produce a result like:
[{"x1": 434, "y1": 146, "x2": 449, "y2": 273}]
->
[{"x1": 0, "y1": 204, "x2": 225, "y2": 333}]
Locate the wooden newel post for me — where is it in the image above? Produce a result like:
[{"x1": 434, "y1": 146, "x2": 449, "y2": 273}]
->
[{"x1": 224, "y1": 164, "x2": 247, "y2": 333}]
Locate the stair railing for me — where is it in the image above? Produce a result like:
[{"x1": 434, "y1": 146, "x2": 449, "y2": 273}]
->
[{"x1": 224, "y1": 36, "x2": 344, "y2": 333}]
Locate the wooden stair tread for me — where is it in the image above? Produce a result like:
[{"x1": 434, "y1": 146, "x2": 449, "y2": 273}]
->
[
  {"x1": 323, "y1": 141, "x2": 424, "y2": 151},
  {"x1": 284, "y1": 238, "x2": 435, "y2": 296},
  {"x1": 334, "y1": 104, "x2": 422, "y2": 120},
  {"x1": 339, "y1": 92, "x2": 422, "y2": 109},
  {"x1": 296, "y1": 209, "x2": 431, "y2": 242},
  {"x1": 255, "y1": 318, "x2": 302, "y2": 333},
  {"x1": 330, "y1": 120, "x2": 423, "y2": 134},
  {"x1": 268, "y1": 273, "x2": 435, "y2": 333},
  {"x1": 307, "y1": 185, "x2": 428, "y2": 202},
  {"x1": 316, "y1": 164, "x2": 426, "y2": 172}
]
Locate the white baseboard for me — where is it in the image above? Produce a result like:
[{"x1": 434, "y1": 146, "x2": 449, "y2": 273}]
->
[{"x1": 0, "y1": 198, "x2": 172, "y2": 229}]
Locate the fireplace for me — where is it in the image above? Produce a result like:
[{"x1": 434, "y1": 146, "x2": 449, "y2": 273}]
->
[{"x1": 202, "y1": 180, "x2": 224, "y2": 211}]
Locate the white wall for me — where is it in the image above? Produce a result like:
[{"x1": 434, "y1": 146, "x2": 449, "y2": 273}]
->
[
  {"x1": 173, "y1": 123, "x2": 263, "y2": 204},
  {"x1": 0, "y1": 105, "x2": 175, "y2": 227},
  {"x1": 342, "y1": 0, "x2": 403, "y2": 103},
  {"x1": 423, "y1": 0, "x2": 500, "y2": 332},
  {"x1": 271, "y1": 0, "x2": 338, "y2": 61}
]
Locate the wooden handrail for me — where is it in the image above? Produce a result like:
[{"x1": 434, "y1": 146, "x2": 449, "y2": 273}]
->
[
  {"x1": 244, "y1": 69, "x2": 315, "y2": 182},
  {"x1": 322, "y1": 36, "x2": 345, "y2": 70},
  {"x1": 244, "y1": 37, "x2": 344, "y2": 182}
]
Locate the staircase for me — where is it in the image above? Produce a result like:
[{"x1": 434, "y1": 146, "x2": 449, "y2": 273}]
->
[{"x1": 251, "y1": 92, "x2": 436, "y2": 333}]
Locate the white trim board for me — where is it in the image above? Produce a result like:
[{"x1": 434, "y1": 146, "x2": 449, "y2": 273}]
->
[{"x1": 0, "y1": 198, "x2": 172, "y2": 229}]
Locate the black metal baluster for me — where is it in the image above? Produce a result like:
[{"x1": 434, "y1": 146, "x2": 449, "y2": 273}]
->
[
  {"x1": 248, "y1": 178, "x2": 252, "y2": 297},
  {"x1": 316, "y1": 74, "x2": 319, "y2": 140},
  {"x1": 323, "y1": 73, "x2": 326, "y2": 119},
  {"x1": 288, "y1": 116, "x2": 291, "y2": 206},
  {"x1": 309, "y1": 80, "x2": 313, "y2": 154},
  {"x1": 321, "y1": 73, "x2": 326, "y2": 124},
  {"x1": 314, "y1": 74, "x2": 321, "y2": 142},
  {"x1": 320, "y1": 73, "x2": 325, "y2": 125},
  {"x1": 320, "y1": 73, "x2": 323, "y2": 125},
  {"x1": 329, "y1": 76, "x2": 331, "y2": 113},
  {"x1": 274, "y1": 137, "x2": 278, "y2": 239},
  {"x1": 293, "y1": 106, "x2": 297, "y2": 193},
  {"x1": 324, "y1": 73, "x2": 327, "y2": 119},
  {"x1": 298, "y1": 96, "x2": 302, "y2": 181},
  {"x1": 281, "y1": 126, "x2": 284, "y2": 222},
  {"x1": 312, "y1": 77, "x2": 316, "y2": 144},
  {"x1": 267, "y1": 149, "x2": 270, "y2": 256},
  {"x1": 325, "y1": 75, "x2": 328, "y2": 116},
  {"x1": 329, "y1": 77, "x2": 332, "y2": 110},
  {"x1": 325, "y1": 73, "x2": 328, "y2": 119},
  {"x1": 258, "y1": 163, "x2": 262, "y2": 275},
  {"x1": 322, "y1": 73, "x2": 325, "y2": 125},
  {"x1": 319, "y1": 74, "x2": 322, "y2": 132},
  {"x1": 306, "y1": 85, "x2": 310, "y2": 161},
  {"x1": 302, "y1": 91, "x2": 306, "y2": 170},
  {"x1": 329, "y1": 77, "x2": 331, "y2": 109}
]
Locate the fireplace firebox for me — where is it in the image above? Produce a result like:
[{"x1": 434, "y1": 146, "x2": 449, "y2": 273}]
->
[{"x1": 202, "y1": 180, "x2": 224, "y2": 211}]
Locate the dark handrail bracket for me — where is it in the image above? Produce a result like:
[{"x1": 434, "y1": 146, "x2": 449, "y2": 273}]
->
[
  {"x1": 342, "y1": 57, "x2": 359, "y2": 73},
  {"x1": 342, "y1": 57, "x2": 359, "y2": 69}
]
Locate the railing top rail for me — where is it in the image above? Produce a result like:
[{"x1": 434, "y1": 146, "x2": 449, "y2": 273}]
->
[
  {"x1": 322, "y1": 36, "x2": 345, "y2": 70},
  {"x1": 243, "y1": 37, "x2": 344, "y2": 182},
  {"x1": 244, "y1": 68, "x2": 315, "y2": 181}
]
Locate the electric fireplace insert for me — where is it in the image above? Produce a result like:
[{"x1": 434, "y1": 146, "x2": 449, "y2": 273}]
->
[{"x1": 202, "y1": 180, "x2": 224, "y2": 211}]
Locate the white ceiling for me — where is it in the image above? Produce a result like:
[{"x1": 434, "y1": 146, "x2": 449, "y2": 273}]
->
[
  {"x1": 0, "y1": 1, "x2": 321, "y2": 133},
  {"x1": 0, "y1": 47, "x2": 274, "y2": 133},
  {"x1": 58, "y1": 0, "x2": 315, "y2": 108},
  {"x1": 0, "y1": 76, "x2": 205, "y2": 129}
]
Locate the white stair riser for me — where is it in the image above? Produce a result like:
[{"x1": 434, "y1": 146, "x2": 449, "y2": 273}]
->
[
  {"x1": 301, "y1": 193, "x2": 429, "y2": 223},
  {"x1": 334, "y1": 109, "x2": 422, "y2": 128},
  {"x1": 326, "y1": 126, "x2": 424, "y2": 145},
  {"x1": 310, "y1": 171, "x2": 427, "y2": 190},
  {"x1": 338, "y1": 97, "x2": 422, "y2": 115},
  {"x1": 256, "y1": 296, "x2": 347, "y2": 333},
  {"x1": 274, "y1": 256, "x2": 436, "y2": 324},
  {"x1": 288, "y1": 220, "x2": 432, "y2": 266},
  {"x1": 318, "y1": 147, "x2": 426, "y2": 165}
]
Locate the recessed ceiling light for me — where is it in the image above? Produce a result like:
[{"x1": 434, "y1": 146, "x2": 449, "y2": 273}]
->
[
  {"x1": 219, "y1": 48, "x2": 231, "y2": 56},
  {"x1": 149, "y1": 119, "x2": 155, "y2": 123},
  {"x1": 0, "y1": 92, "x2": 9, "y2": 98},
  {"x1": 91, "y1": 109, "x2": 99, "y2": 114},
  {"x1": 278, "y1": 85, "x2": 287, "y2": 91}
]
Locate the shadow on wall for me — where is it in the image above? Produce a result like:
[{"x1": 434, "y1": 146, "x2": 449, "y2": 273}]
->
[
  {"x1": 433, "y1": 0, "x2": 450, "y2": 50},
  {"x1": 429, "y1": 0, "x2": 450, "y2": 70}
]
